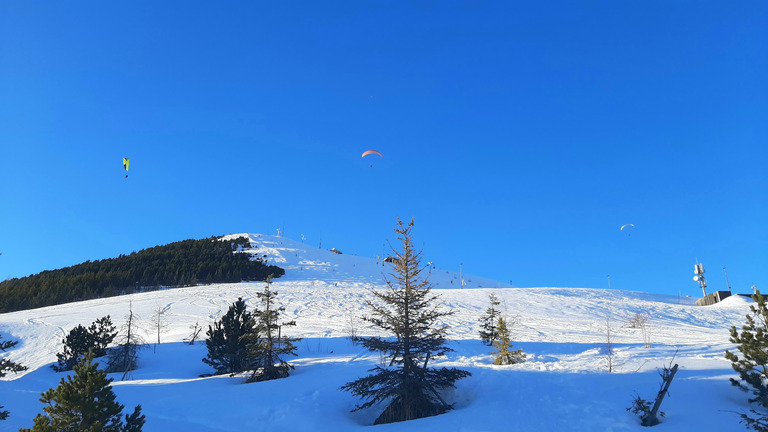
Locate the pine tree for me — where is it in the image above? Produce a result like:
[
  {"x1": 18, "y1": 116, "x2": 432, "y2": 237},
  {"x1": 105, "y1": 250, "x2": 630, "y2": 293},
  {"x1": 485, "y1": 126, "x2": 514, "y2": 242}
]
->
[
  {"x1": 149, "y1": 305, "x2": 170, "y2": 354},
  {"x1": 1, "y1": 334, "x2": 27, "y2": 420},
  {"x1": 203, "y1": 297, "x2": 255, "y2": 375},
  {"x1": 341, "y1": 218, "x2": 471, "y2": 425},
  {"x1": 53, "y1": 324, "x2": 94, "y2": 372},
  {"x1": 107, "y1": 302, "x2": 146, "y2": 380},
  {"x1": 244, "y1": 276, "x2": 301, "y2": 382},
  {"x1": 54, "y1": 316, "x2": 117, "y2": 372},
  {"x1": 20, "y1": 352, "x2": 145, "y2": 432},
  {"x1": 492, "y1": 317, "x2": 526, "y2": 365},
  {"x1": 725, "y1": 291, "x2": 768, "y2": 431},
  {"x1": 185, "y1": 320, "x2": 203, "y2": 345},
  {"x1": 89, "y1": 315, "x2": 118, "y2": 357},
  {"x1": 479, "y1": 293, "x2": 502, "y2": 346}
]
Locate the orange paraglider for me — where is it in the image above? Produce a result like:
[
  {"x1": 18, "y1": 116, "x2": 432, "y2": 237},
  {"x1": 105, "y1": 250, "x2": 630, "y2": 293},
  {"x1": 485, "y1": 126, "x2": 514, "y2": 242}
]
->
[{"x1": 362, "y1": 150, "x2": 382, "y2": 167}]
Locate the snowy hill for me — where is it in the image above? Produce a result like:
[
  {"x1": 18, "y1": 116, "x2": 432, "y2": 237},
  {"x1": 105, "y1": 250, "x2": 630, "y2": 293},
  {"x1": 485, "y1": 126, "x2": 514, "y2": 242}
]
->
[
  {"x1": 0, "y1": 233, "x2": 755, "y2": 431},
  {"x1": 223, "y1": 233, "x2": 508, "y2": 289}
]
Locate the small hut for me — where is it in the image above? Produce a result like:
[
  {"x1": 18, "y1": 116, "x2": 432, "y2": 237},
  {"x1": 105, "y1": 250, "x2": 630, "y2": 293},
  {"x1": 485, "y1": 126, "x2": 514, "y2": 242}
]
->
[{"x1": 696, "y1": 291, "x2": 732, "y2": 306}]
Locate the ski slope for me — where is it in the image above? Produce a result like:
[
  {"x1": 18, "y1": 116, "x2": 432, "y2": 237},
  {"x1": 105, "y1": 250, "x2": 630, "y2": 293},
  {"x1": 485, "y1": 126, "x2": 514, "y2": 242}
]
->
[
  {"x1": 223, "y1": 233, "x2": 508, "y2": 289},
  {"x1": 0, "y1": 234, "x2": 756, "y2": 431}
]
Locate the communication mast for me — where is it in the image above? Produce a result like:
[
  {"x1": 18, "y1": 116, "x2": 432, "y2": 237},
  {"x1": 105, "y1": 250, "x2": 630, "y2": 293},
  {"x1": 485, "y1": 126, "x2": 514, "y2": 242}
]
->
[{"x1": 694, "y1": 263, "x2": 707, "y2": 297}]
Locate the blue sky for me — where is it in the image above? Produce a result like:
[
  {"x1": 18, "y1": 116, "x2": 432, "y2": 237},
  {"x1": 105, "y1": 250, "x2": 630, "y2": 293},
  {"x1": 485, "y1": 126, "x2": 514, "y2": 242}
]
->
[{"x1": 1, "y1": 2, "x2": 765, "y2": 296}]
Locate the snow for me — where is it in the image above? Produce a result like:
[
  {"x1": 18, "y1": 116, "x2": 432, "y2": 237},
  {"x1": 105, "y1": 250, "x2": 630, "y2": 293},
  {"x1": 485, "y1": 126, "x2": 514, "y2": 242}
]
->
[{"x1": 0, "y1": 233, "x2": 756, "y2": 430}]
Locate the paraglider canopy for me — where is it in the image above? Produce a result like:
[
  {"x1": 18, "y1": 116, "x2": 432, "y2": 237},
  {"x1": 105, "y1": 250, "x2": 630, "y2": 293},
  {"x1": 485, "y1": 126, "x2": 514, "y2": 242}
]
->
[
  {"x1": 123, "y1": 158, "x2": 129, "y2": 178},
  {"x1": 620, "y1": 224, "x2": 635, "y2": 236},
  {"x1": 362, "y1": 150, "x2": 383, "y2": 168}
]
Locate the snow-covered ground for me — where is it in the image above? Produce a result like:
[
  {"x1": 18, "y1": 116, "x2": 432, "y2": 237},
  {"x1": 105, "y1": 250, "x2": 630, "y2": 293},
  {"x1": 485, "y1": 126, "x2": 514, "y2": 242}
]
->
[{"x1": 0, "y1": 234, "x2": 756, "y2": 431}]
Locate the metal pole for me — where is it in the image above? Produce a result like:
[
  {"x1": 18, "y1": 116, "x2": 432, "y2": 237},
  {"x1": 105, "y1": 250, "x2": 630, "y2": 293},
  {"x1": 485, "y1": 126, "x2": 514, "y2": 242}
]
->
[
  {"x1": 607, "y1": 275, "x2": 611, "y2": 290},
  {"x1": 696, "y1": 264, "x2": 707, "y2": 297},
  {"x1": 723, "y1": 267, "x2": 732, "y2": 293}
]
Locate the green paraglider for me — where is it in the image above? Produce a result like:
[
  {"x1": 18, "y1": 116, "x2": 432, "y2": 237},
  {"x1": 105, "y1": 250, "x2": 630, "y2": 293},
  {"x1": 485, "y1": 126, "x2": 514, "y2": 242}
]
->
[{"x1": 123, "y1": 158, "x2": 129, "y2": 178}]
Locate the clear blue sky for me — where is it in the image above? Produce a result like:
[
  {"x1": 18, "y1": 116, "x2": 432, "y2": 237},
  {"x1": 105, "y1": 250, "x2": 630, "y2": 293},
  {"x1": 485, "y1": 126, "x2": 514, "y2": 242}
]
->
[{"x1": 1, "y1": 2, "x2": 765, "y2": 296}]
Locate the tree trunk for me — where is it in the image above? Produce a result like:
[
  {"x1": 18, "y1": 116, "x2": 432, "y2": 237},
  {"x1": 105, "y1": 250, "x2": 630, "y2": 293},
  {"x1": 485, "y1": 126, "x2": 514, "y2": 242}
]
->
[{"x1": 642, "y1": 364, "x2": 678, "y2": 426}]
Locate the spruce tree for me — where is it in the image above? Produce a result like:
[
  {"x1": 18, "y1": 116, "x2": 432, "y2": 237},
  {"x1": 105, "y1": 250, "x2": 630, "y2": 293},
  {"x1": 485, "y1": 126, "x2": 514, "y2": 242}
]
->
[
  {"x1": 244, "y1": 276, "x2": 301, "y2": 382},
  {"x1": 20, "y1": 352, "x2": 145, "y2": 432},
  {"x1": 492, "y1": 317, "x2": 526, "y2": 365},
  {"x1": 479, "y1": 293, "x2": 502, "y2": 346},
  {"x1": 203, "y1": 297, "x2": 256, "y2": 375},
  {"x1": 342, "y1": 218, "x2": 471, "y2": 425},
  {"x1": 1, "y1": 334, "x2": 27, "y2": 420},
  {"x1": 725, "y1": 291, "x2": 768, "y2": 431}
]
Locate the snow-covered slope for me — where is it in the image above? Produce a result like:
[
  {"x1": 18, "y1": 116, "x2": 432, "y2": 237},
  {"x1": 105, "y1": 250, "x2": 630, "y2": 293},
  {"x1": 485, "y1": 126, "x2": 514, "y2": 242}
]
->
[
  {"x1": 224, "y1": 233, "x2": 507, "y2": 289},
  {"x1": 0, "y1": 233, "x2": 754, "y2": 431}
]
